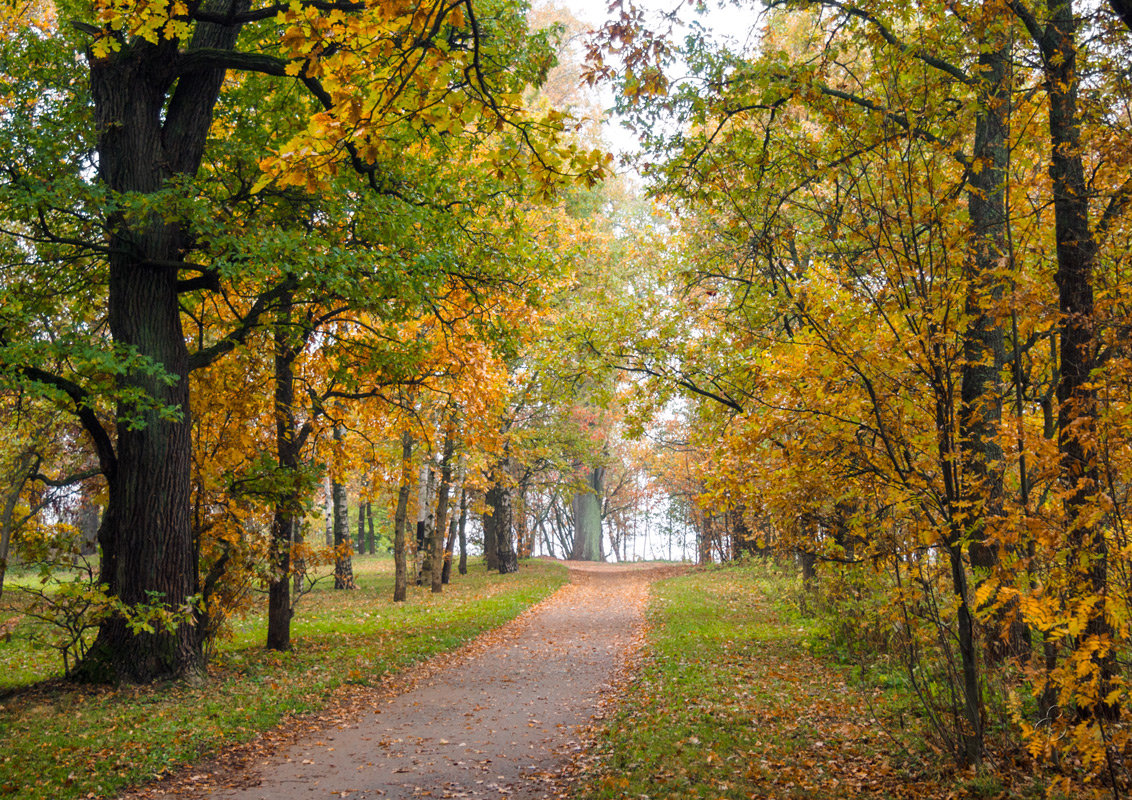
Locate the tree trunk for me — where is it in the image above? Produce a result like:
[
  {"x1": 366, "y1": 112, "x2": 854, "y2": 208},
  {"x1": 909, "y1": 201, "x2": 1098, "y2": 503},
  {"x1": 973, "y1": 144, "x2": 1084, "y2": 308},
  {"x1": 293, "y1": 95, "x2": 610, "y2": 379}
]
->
[
  {"x1": 357, "y1": 501, "x2": 366, "y2": 554},
  {"x1": 1042, "y1": 0, "x2": 1114, "y2": 719},
  {"x1": 485, "y1": 462, "x2": 517, "y2": 574},
  {"x1": 332, "y1": 425, "x2": 355, "y2": 590},
  {"x1": 443, "y1": 486, "x2": 464, "y2": 584},
  {"x1": 483, "y1": 487, "x2": 499, "y2": 572},
  {"x1": 430, "y1": 427, "x2": 456, "y2": 593},
  {"x1": 392, "y1": 432, "x2": 413, "y2": 602},
  {"x1": 267, "y1": 294, "x2": 300, "y2": 651},
  {"x1": 78, "y1": 18, "x2": 247, "y2": 678},
  {"x1": 959, "y1": 4, "x2": 1030, "y2": 664},
  {"x1": 416, "y1": 458, "x2": 436, "y2": 585},
  {"x1": 366, "y1": 501, "x2": 376, "y2": 554},
  {"x1": 570, "y1": 466, "x2": 604, "y2": 561},
  {"x1": 457, "y1": 487, "x2": 468, "y2": 576}
]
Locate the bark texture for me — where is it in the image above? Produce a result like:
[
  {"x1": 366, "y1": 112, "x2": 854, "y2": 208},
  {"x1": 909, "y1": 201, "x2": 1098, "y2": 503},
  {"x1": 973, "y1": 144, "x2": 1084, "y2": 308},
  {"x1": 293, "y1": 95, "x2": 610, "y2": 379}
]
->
[
  {"x1": 79, "y1": 7, "x2": 250, "y2": 680},
  {"x1": 570, "y1": 466, "x2": 604, "y2": 562},
  {"x1": 392, "y1": 433, "x2": 413, "y2": 602}
]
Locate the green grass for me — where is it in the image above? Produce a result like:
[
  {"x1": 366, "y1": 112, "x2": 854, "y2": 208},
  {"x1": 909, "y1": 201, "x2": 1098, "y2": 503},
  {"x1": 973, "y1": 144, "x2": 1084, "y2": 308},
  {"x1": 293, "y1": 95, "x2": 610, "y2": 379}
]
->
[
  {"x1": 570, "y1": 561, "x2": 1060, "y2": 800},
  {"x1": 0, "y1": 556, "x2": 566, "y2": 800}
]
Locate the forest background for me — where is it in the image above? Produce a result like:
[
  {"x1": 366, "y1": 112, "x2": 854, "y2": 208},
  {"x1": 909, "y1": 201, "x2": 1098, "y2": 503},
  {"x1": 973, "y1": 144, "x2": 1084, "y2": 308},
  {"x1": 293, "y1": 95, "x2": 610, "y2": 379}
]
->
[{"x1": 3, "y1": 0, "x2": 1132, "y2": 795}]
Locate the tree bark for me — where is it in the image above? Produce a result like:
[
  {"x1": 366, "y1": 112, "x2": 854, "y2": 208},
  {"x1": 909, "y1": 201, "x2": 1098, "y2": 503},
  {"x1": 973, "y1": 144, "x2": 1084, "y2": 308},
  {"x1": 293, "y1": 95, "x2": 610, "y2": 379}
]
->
[
  {"x1": 483, "y1": 488, "x2": 499, "y2": 572},
  {"x1": 959, "y1": 8, "x2": 1029, "y2": 663},
  {"x1": 570, "y1": 466, "x2": 604, "y2": 561},
  {"x1": 457, "y1": 487, "x2": 468, "y2": 576},
  {"x1": 392, "y1": 432, "x2": 413, "y2": 602},
  {"x1": 430, "y1": 427, "x2": 456, "y2": 593},
  {"x1": 366, "y1": 501, "x2": 376, "y2": 554},
  {"x1": 1042, "y1": 0, "x2": 1114, "y2": 719},
  {"x1": 78, "y1": 10, "x2": 248, "y2": 679},
  {"x1": 332, "y1": 425, "x2": 355, "y2": 590},
  {"x1": 485, "y1": 461, "x2": 517, "y2": 574},
  {"x1": 267, "y1": 293, "x2": 300, "y2": 651},
  {"x1": 415, "y1": 458, "x2": 436, "y2": 585},
  {"x1": 442, "y1": 486, "x2": 464, "y2": 584}
]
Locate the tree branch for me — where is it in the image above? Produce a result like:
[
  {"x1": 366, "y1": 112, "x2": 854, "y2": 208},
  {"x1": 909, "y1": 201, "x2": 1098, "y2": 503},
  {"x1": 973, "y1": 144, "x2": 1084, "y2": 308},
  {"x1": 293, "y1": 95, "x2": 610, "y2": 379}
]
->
[
  {"x1": 18, "y1": 368, "x2": 117, "y2": 480},
  {"x1": 188, "y1": 279, "x2": 298, "y2": 371}
]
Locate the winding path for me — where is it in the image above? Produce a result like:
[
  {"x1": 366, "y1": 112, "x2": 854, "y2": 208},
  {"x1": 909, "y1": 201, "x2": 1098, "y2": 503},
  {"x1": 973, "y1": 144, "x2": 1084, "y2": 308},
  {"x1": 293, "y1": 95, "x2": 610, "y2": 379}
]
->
[{"x1": 158, "y1": 562, "x2": 677, "y2": 800}]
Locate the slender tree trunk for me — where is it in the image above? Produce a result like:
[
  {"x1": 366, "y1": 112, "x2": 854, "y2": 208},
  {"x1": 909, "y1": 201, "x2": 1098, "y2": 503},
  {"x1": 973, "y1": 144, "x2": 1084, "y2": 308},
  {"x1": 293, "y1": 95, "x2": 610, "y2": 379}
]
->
[
  {"x1": 430, "y1": 426, "x2": 456, "y2": 593},
  {"x1": 1041, "y1": 0, "x2": 1114, "y2": 719},
  {"x1": 267, "y1": 294, "x2": 300, "y2": 651},
  {"x1": 357, "y1": 501, "x2": 366, "y2": 554},
  {"x1": 457, "y1": 487, "x2": 468, "y2": 576},
  {"x1": 366, "y1": 502, "x2": 375, "y2": 554},
  {"x1": 443, "y1": 486, "x2": 464, "y2": 584},
  {"x1": 416, "y1": 459, "x2": 436, "y2": 585},
  {"x1": 332, "y1": 425, "x2": 354, "y2": 590},
  {"x1": 960, "y1": 4, "x2": 1029, "y2": 664},
  {"x1": 392, "y1": 432, "x2": 413, "y2": 602}
]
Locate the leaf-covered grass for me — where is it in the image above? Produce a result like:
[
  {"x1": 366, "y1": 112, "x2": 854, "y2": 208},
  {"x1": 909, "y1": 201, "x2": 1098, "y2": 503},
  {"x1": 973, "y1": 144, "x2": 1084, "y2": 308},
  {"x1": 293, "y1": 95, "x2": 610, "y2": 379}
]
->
[
  {"x1": 572, "y1": 561, "x2": 1065, "y2": 800},
  {"x1": 0, "y1": 556, "x2": 566, "y2": 800}
]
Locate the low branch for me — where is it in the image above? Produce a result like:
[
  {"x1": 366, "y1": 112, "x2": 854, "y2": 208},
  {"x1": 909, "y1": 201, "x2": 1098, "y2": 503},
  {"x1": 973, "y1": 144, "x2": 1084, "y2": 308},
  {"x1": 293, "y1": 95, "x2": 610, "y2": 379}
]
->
[{"x1": 18, "y1": 368, "x2": 117, "y2": 479}]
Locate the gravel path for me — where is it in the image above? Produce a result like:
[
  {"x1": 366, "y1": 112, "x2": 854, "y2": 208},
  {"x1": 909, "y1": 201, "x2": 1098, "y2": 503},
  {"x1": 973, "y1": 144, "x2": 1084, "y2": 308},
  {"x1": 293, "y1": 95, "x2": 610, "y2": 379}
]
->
[{"x1": 156, "y1": 562, "x2": 678, "y2": 800}]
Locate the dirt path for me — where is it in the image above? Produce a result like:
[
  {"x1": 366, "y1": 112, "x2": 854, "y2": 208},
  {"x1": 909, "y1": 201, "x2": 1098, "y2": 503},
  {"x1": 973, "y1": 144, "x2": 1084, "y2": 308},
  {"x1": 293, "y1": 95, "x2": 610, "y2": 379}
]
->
[{"x1": 155, "y1": 562, "x2": 679, "y2": 800}]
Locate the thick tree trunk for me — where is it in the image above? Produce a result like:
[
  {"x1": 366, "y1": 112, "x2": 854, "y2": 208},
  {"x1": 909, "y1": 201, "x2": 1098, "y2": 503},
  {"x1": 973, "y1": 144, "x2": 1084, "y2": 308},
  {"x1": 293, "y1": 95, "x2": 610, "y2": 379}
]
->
[
  {"x1": 483, "y1": 489, "x2": 499, "y2": 572},
  {"x1": 332, "y1": 425, "x2": 355, "y2": 590},
  {"x1": 485, "y1": 461, "x2": 517, "y2": 574},
  {"x1": 78, "y1": 19, "x2": 247, "y2": 678},
  {"x1": 392, "y1": 432, "x2": 413, "y2": 602},
  {"x1": 570, "y1": 466, "x2": 604, "y2": 561}
]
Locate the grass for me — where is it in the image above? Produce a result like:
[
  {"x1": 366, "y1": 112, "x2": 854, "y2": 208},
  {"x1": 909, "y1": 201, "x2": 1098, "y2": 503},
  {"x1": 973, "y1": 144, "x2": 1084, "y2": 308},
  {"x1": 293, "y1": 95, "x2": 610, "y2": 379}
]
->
[
  {"x1": 0, "y1": 555, "x2": 566, "y2": 800},
  {"x1": 570, "y1": 560, "x2": 1065, "y2": 800}
]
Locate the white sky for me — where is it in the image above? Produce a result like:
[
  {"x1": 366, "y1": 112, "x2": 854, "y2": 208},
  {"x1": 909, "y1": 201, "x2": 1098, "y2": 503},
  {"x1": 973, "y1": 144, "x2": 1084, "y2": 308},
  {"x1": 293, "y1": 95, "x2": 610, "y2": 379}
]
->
[{"x1": 549, "y1": 0, "x2": 762, "y2": 160}]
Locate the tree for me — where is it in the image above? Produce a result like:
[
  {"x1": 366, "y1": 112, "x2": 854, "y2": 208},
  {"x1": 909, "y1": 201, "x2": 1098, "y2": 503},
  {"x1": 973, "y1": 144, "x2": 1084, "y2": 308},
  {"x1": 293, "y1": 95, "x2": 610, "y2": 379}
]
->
[{"x1": 1, "y1": 0, "x2": 606, "y2": 682}]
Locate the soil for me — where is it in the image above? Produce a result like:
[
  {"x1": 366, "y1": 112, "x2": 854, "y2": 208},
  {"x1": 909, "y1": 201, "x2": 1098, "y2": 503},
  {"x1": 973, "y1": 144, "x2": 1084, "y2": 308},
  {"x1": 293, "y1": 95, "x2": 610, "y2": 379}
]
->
[{"x1": 135, "y1": 561, "x2": 683, "y2": 800}]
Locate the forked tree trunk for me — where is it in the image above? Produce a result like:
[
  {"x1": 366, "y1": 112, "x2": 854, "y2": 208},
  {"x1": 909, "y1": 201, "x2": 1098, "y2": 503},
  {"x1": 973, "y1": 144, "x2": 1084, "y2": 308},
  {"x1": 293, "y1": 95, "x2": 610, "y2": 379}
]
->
[{"x1": 78, "y1": 26, "x2": 243, "y2": 679}]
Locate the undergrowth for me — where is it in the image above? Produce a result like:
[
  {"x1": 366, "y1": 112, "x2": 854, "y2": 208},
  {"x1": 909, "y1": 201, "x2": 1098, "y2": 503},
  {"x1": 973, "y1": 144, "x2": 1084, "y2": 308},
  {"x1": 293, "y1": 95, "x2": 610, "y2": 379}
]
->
[{"x1": 572, "y1": 560, "x2": 1074, "y2": 800}]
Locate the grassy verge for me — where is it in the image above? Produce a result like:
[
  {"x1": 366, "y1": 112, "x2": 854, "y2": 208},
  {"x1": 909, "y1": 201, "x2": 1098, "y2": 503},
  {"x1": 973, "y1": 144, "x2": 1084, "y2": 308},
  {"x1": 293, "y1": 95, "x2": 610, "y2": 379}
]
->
[
  {"x1": 571, "y1": 561, "x2": 1060, "y2": 800},
  {"x1": 0, "y1": 556, "x2": 566, "y2": 800}
]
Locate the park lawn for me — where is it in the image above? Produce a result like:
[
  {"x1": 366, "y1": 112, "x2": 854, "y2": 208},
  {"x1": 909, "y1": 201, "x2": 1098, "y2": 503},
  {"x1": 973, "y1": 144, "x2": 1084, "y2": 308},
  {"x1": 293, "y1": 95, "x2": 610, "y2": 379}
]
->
[
  {"x1": 572, "y1": 562, "x2": 1073, "y2": 800},
  {"x1": 0, "y1": 556, "x2": 566, "y2": 800}
]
